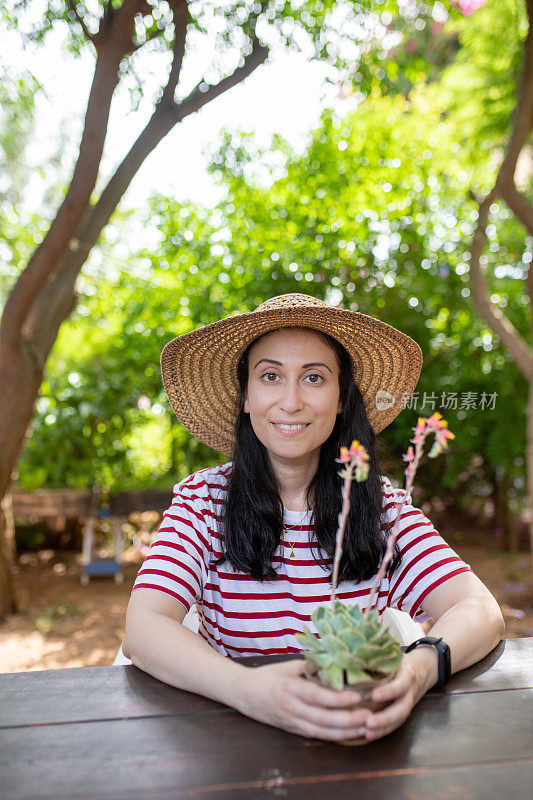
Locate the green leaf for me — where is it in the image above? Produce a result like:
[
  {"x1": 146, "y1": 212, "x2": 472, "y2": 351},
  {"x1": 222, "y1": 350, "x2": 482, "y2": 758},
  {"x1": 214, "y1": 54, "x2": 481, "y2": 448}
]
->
[
  {"x1": 295, "y1": 628, "x2": 321, "y2": 650},
  {"x1": 345, "y1": 669, "x2": 370, "y2": 685},
  {"x1": 323, "y1": 665, "x2": 344, "y2": 692},
  {"x1": 305, "y1": 652, "x2": 334, "y2": 669}
]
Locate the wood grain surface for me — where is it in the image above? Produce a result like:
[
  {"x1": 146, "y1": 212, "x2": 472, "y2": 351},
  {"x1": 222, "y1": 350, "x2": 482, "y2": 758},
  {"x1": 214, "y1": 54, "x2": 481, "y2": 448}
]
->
[
  {"x1": 1, "y1": 639, "x2": 531, "y2": 800},
  {"x1": 1, "y1": 638, "x2": 530, "y2": 729}
]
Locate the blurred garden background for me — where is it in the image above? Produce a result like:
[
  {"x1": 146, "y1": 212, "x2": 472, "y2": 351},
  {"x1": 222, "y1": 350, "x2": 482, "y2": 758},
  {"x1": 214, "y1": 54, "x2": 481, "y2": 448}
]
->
[{"x1": 1, "y1": 0, "x2": 532, "y2": 672}]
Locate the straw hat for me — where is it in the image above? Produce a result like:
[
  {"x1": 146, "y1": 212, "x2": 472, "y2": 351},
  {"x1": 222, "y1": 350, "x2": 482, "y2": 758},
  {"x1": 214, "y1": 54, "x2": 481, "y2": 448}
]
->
[{"x1": 160, "y1": 293, "x2": 423, "y2": 456}]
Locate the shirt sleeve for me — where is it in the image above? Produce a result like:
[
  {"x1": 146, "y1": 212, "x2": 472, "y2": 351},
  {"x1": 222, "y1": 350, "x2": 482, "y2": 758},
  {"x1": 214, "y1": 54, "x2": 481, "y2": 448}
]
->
[
  {"x1": 131, "y1": 474, "x2": 212, "y2": 613},
  {"x1": 381, "y1": 476, "x2": 472, "y2": 619}
]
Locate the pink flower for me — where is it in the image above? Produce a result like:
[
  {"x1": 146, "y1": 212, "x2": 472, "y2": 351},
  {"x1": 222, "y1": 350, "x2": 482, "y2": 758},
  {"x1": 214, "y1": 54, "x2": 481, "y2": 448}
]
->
[
  {"x1": 348, "y1": 439, "x2": 369, "y2": 467},
  {"x1": 403, "y1": 445, "x2": 415, "y2": 463},
  {"x1": 336, "y1": 441, "x2": 370, "y2": 480},
  {"x1": 436, "y1": 428, "x2": 455, "y2": 448},
  {"x1": 457, "y1": 0, "x2": 487, "y2": 16},
  {"x1": 338, "y1": 447, "x2": 351, "y2": 463},
  {"x1": 415, "y1": 417, "x2": 426, "y2": 434},
  {"x1": 426, "y1": 411, "x2": 447, "y2": 431}
]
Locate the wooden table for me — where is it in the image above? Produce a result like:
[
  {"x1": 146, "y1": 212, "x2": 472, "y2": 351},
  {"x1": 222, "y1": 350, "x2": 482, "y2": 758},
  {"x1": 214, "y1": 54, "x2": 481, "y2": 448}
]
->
[{"x1": 1, "y1": 638, "x2": 532, "y2": 800}]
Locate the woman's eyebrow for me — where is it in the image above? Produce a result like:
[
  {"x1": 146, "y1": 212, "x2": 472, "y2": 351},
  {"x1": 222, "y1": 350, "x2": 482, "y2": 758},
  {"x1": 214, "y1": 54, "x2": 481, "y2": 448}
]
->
[{"x1": 253, "y1": 358, "x2": 333, "y2": 373}]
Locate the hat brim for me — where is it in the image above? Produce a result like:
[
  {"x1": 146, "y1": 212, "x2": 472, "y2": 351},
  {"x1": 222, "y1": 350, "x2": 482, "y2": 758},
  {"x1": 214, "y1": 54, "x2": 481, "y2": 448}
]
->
[{"x1": 160, "y1": 305, "x2": 423, "y2": 456}]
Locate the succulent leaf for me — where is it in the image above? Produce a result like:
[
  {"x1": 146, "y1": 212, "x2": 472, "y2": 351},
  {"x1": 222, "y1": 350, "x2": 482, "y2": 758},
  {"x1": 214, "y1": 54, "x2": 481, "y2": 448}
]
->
[
  {"x1": 330, "y1": 614, "x2": 353, "y2": 637},
  {"x1": 321, "y1": 635, "x2": 351, "y2": 657},
  {"x1": 345, "y1": 669, "x2": 371, "y2": 684},
  {"x1": 323, "y1": 664, "x2": 344, "y2": 691},
  {"x1": 334, "y1": 651, "x2": 359, "y2": 671},
  {"x1": 348, "y1": 604, "x2": 364, "y2": 622},
  {"x1": 305, "y1": 651, "x2": 334, "y2": 669},
  {"x1": 313, "y1": 617, "x2": 336, "y2": 639},
  {"x1": 296, "y1": 628, "x2": 320, "y2": 650},
  {"x1": 371, "y1": 652, "x2": 403, "y2": 673}
]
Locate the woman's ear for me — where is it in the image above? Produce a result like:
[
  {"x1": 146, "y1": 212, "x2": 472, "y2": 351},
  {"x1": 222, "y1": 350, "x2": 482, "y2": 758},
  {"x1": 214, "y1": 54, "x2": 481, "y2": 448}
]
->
[
  {"x1": 337, "y1": 399, "x2": 343, "y2": 414},
  {"x1": 244, "y1": 391, "x2": 249, "y2": 414}
]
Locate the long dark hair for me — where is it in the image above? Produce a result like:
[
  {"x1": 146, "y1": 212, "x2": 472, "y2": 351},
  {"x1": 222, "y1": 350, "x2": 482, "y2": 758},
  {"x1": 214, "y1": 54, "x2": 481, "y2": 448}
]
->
[{"x1": 212, "y1": 326, "x2": 400, "y2": 585}]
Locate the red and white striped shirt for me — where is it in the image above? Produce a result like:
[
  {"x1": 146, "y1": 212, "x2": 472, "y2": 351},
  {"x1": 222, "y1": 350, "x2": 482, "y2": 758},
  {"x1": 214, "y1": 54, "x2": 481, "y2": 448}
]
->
[{"x1": 132, "y1": 462, "x2": 471, "y2": 656}]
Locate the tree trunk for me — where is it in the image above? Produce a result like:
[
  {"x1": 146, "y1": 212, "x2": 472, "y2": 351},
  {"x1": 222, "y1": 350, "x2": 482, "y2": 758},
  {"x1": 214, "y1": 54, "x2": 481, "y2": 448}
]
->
[
  {"x1": 0, "y1": 490, "x2": 18, "y2": 618},
  {"x1": 0, "y1": 339, "x2": 49, "y2": 615},
  {"x1": 527, "y1": 381, "x2": 533, "y2": 555},
  {"x1": 0, "y1": 5, "x2": 268, "y2": 622}
]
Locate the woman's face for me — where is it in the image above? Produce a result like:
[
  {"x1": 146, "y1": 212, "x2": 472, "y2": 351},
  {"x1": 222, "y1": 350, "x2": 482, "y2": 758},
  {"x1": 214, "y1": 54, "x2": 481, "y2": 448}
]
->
[{"x1": 243, "y1": 328, "x2": 342, "y2": 467}]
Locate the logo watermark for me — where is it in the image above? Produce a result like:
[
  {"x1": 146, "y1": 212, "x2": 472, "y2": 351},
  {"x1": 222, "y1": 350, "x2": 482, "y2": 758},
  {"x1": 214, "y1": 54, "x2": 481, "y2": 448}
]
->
[
  {"x1": 375, "y1": 389, "x2": 396, "y2": 412},
  {"x1": 374, "y1": 389, "x2": 498, "y2": 412},
  {"x1": 400, "y1": 391, "x2": 498, "y2": 411}
]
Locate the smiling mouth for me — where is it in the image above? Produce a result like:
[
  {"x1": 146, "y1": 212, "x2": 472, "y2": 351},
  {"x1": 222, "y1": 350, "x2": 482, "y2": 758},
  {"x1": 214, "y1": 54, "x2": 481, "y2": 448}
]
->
[{"x1": 271, "y1": 422, "x2": 310, "y2": 433}]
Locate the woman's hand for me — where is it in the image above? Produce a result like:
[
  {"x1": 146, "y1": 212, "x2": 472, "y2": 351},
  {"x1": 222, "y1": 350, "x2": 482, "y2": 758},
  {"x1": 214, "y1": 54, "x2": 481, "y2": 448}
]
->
[
  {"x1": 236, "y1": 658, "x2": 373, "y2": 742},
  {"x1": 362, "y1": 649, "x2": 437, "y2": 742}
]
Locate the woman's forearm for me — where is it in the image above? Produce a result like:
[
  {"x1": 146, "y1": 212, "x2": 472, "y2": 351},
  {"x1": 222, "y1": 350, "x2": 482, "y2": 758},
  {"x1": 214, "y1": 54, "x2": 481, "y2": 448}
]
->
[
  {"x1": 428, "y1": 594, "x2": 505, "y2": 672},
  {"x1": 408, "y1": 594, "x2": 505, "y2": 701},
  {"x1": 123, "y1": 611, "x2": 248, "y2": 709}
]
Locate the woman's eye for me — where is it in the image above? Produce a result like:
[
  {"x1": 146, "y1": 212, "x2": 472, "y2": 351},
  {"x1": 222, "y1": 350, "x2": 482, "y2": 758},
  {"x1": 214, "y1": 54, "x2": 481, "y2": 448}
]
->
[{"x1": 261, "y1": 373, "x2": 323, "y2": 383}]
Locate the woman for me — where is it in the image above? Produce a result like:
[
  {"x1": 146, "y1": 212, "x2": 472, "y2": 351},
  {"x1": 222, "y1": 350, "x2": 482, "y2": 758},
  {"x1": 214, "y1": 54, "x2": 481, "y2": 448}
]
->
[{"x1": 123, "y1": 293, "x2": 504, "y2": 743}]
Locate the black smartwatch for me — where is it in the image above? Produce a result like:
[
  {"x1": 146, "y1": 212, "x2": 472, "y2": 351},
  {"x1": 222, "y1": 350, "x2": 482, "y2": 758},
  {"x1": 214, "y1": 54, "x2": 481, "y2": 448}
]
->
[{"x1": 402, "y1": 636, "x2": 451, "y2": 689}]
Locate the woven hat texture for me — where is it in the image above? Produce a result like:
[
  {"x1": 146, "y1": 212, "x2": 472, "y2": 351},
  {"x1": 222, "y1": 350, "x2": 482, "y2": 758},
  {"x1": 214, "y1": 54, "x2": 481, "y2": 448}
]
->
[{"x1": 160, "y1": 293, "x2": 423, "y2": 456}]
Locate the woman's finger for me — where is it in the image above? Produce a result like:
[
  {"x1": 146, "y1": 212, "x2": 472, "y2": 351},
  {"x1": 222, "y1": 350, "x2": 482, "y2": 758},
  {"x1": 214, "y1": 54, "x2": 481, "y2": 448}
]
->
[
  {"x1": 371, "y1": 670, "x2": 411, "y2": 703},
  {"x1": 297, "y1": 719, "x2": 368, "y2": 742},
  {"x1": 289, "y1": 694, "x2": 372, "y2": 731},
  {"x1": 365, "y1": 695, "x2": 412, "y2": 736},
  {"x1": 364, "y1": 721, "x2": 401, "y2": 741},
  {"x1": 291, "y1": 676, "x2": 361, "y2": 708}
]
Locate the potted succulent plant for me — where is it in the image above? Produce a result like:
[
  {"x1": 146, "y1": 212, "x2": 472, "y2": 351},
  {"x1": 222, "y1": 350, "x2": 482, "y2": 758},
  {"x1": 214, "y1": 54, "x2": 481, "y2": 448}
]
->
[{"x1": 295, "y1": 413, "x2": 455, "y2": 745}]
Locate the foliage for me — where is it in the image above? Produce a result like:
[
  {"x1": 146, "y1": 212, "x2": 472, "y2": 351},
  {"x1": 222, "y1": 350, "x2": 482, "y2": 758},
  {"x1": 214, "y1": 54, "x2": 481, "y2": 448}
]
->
[
  {"x1": 0, "y1": 69, "x2": 45, "y2": 307},
  {"x1": 16, "y1": 88, "x2": 528, "y2": 516},
  {"x1": 6, "y1": 0, "x2": 530, "y2": 526},
  {"x1": 434, "y1": 0, "x2": 528, "y2": 149}
]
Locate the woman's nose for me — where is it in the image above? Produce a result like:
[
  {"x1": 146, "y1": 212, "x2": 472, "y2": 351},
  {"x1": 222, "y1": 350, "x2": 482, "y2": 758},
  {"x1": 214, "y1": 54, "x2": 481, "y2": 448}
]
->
[{"x1": 278, "y1": 380, "x2": 304, "y2": 412}]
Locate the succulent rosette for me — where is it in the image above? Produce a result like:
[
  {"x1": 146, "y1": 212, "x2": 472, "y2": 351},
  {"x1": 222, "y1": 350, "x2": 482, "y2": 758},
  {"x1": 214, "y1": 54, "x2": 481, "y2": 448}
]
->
[{"x1": 296, "y1": 601, "x2": 403, "y2": 692}]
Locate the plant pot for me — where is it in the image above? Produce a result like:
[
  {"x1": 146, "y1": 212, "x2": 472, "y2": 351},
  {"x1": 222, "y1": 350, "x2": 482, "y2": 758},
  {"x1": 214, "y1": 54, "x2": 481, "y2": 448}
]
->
[{"x1": 303, "y1": 661, "x2": 397, "y2": 746}]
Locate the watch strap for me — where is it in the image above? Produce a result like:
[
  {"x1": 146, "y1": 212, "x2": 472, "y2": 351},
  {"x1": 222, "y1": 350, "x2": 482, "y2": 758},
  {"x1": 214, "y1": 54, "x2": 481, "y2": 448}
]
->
[{"x1": 403, "y1": 636, "x2": 451, "y2": 688}]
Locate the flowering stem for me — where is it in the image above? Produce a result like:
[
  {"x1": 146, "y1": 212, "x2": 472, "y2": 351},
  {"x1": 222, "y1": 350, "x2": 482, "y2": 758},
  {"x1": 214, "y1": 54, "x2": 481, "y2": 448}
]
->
[
  {"x1": 331, "y1": 467, "x2": 353, "y2": 609},
  {"x1": 365, "y1": 430, "x2": 428, "y2": 615}
]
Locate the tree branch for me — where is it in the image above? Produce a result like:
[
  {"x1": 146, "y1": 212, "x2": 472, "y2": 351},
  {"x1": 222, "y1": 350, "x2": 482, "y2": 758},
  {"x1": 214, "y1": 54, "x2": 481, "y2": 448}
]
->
[
  {"x1": 173, "y1": 35, "x2": 269, "y2": 122},
  {"x1": 469, "y1": 192, "x2": 533, "y2": 381},
  {"x1": 0, "y1": 47, "x2": 122, "y2": 354},
  {"x1": 21, "y1": 9, "x2": 269, "y2": 364},
  {"x1": 161, "y1": 0, "x2": 189, "y2": 105},
  {"x1": 67, "y1": 0, "x2": 95, "y2": 44},
  {"x1": 0, "y1": 0, "x2": 156, "y2": 355},
  {"x1": 495, "y1": 0, "x2": 533, "y2": 195},
  {"x1": 93, "y1": 0, "x2": 151, "y2": 53},
  {"x1": 499, "y1": 181, "x2": 533, "y2": 237},
  {"x1": 466, "y1": 0, "x2": 533, "y2": 382}
]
